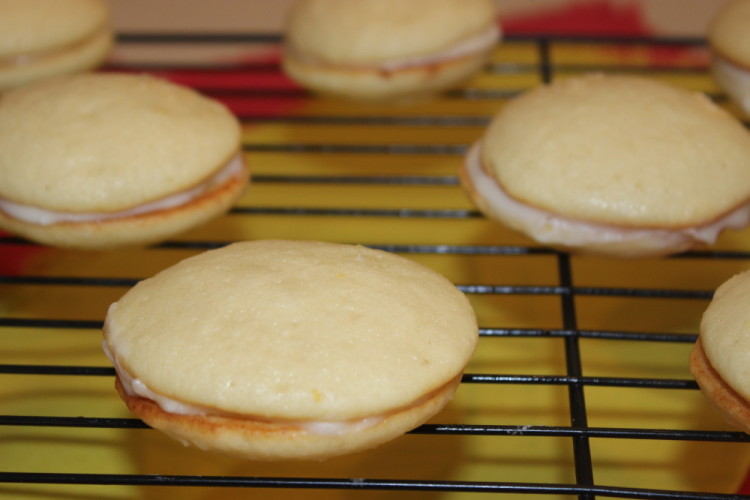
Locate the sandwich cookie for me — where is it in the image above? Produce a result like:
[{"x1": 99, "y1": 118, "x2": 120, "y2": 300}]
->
[
  {"x1": 282, "y1": 0, "x2": 500, "y2": 100},
  {"x1": 0, "y1": 73, "x2": 248, "y2": 249},
  {"x1": 460, "y1": 73, "x2": 750, "y2": 258},
  {"x1": 103, "y1": 240, "x2": 478, "y2": 460},
  {"x1": 708, "y1": 0, "x2": 750, "y2": 116},
  {"x1": 691, "y1": 270, "x2": 750, "y2": 433},
  {"x1": 0, "y1": 0, "x2": 113, "y2": 91}
]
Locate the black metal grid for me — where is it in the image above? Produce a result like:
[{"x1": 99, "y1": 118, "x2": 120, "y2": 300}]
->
[{"x1": 1, "y1": 32, "x2": 750, "y2": 500}]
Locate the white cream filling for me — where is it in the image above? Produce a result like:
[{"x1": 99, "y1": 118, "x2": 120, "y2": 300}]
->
[
  {"x1": 0, "y1": 152, "x2": 245, "y2": 226},
  {"x1": 291, "y1": 24, "x2": 500, "y2": 72},
  {"x1": 712, "y1": 55, "x2": 750, "y2": 115},
  {"x1": 379, "y1": 24, "x2": 500, "y2": 71},
  {"x1": 102, "y1": 332, "x2": 385, "y2": 437},
  {"x1": 464, "y1": 142, "x2": 750, "y2": 252},
  {"x1": 299, "y1": 417, "x2": 384, "y2": 437}
]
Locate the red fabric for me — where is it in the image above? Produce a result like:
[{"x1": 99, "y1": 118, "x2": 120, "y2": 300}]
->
[
  {"x1": 502, "y1": 0, "x2": 653, "y2": 36},
  {"x1": 501, "y1": 1, "x2": 710, "y2": 71},
  {"x1": 738, "y1": 472, "x2": 750, "y2": 494},
  {"x1": 111, "y1": 48, "x2": 305, "y2": 116},
  {"x1": 0, "y1": 234, "x2": 47, "y2": 275}
]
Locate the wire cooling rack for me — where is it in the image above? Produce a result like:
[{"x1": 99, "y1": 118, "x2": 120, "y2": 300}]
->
[{"x1": 1, "y1": 31, "x2": 750, "y2": 500}]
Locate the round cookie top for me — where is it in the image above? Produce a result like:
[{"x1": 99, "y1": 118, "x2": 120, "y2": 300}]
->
[
  {"x1": 700, "y1": 270, "x2": 750, "y2": 401},
  {"x1": 104, "y1": 240, "x2": 478, "y2": 421},
  {"x1": 0, "y1": 73, "x2": 241, "y2": 213},
  {"x1": 480, "y1": 73, "x2": 750, "y2": 228},
  {"x1": 0, "y1": 0, "x2": 109, "y2": 58},
  {"x1": 708, "y1": 0, "x2": 750, "y2": 66},
  {"x1": 284, "y1": 0, "x2": 497, "y2": 65}
]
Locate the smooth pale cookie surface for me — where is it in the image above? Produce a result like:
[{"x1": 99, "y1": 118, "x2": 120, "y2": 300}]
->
[
  {"x1": 285, "y1": 0, "x2": 496, "y2": 64},
  {"x1": 708, "y1": 0, "x2": 750, "y2": 66},
  {"x1": 699, "y1": 270, "x2": 750, "y2": 402},
  {"x1": 0, "y1": 73, "x2": 241, "y2": 213},
  {"x1": 480, "y1": 74, "x2": 750, "y2": 228},
  {"x1": 0, "y1": 0, "x2": 108, "y2": 57},
  {"x1": 104, "y1": 240, "x2": 478, "y2": 421}
]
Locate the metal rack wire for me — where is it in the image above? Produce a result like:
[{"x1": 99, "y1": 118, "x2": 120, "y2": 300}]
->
[{"x1": 1, "y1": 32, "x2": 750, "y2": 500}]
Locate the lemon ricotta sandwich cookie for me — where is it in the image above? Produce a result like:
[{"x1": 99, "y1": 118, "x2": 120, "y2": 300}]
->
[
  {"x1": 282, "y1": 0, "x2": 500, "y2": 100},
  {"x1": 102, "y1": 240, "x2": 478, "y2": 460},
  {"x1": 691, "y1": 270, "x2": 750, "y2": 433},
  {"x1": 0, "y1": 72, "x2": 248, "y2": 250},
  {"x1": 708, "y1": 0, "x2": 750, "y2": 116},
  {"x1": 0, "y1": 0, "x2": 113, "y2": 92},
  {"x1": 460, "y1": 73, "x2": 750, "y2": 258}
]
